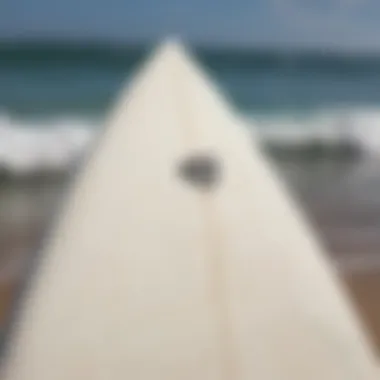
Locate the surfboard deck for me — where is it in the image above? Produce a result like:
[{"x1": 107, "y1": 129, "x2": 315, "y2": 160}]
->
[{"x1": 1, "y1": 40, "x2": 378, "y2": 380}]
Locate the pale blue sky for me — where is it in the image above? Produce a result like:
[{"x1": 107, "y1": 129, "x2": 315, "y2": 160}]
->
[{"x1": 1, "y1": 0, "x2": 380, "y2": 50}]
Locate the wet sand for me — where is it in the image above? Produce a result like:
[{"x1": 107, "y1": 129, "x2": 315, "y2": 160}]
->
[{"x1": 0, "y1": 156, "x2": 380, "y2": 355}]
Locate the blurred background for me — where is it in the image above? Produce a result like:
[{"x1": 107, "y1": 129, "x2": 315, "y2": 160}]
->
[{"x1": 1, "y1": 0, "x2": 380, "y2": 353}]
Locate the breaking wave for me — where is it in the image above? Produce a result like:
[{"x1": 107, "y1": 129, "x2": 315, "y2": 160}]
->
[
  {"x1": 252, "y1": 110, "x2": 380, "y2": 160},
  {"x1": 0, "y1": 114, "x2": 96, "y2": 178},
  {"x1": 1, "y1": 109, "x2": 380, "y2": 178}
]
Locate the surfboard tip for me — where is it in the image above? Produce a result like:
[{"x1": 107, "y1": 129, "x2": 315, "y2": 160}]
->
[{"x1": 152, "y1": 36, "x2": 192, "y2": 62}]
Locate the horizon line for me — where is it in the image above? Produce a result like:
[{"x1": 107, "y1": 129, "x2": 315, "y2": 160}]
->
[{"x1": 2, "y1": 37, "x2": 380, "y2": 58}]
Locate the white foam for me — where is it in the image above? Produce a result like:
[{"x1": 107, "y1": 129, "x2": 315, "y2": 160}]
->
[
  {"x1": 1, "y1": 108, "x2": 380, "y2": 177},
  {"x1": 0, "y1": 114, "x2": 96, "y2": 176},
  {"x1": 251, "y1": 108, "x2": 380, "y2": 153}
]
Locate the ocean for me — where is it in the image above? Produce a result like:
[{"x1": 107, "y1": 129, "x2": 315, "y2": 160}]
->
[
  {"x1": 1, "y1": 42, "x2": 380, "y2": 350},
  {"x1": 2, "y1": 43, "x2": 380, "y2": 175}
]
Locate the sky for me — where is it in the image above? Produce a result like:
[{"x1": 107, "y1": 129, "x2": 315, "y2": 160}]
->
[{"x1": 1, "y1": 0, "x2": 380, "y2": 51}]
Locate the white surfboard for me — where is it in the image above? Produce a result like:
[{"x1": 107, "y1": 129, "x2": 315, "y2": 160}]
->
[{"x1": 1, "y1": 40, "x2": 378, "y2": 380}]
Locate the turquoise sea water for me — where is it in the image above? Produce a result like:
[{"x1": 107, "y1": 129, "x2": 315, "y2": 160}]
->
[{"x1": 2, "y1": 43, "x2": 380, "y2": 115}]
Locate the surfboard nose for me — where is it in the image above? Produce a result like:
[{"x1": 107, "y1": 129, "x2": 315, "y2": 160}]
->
[
  {"x1": 142, "y1": 37, "x2": 193, "y2": 74},
  {"x1": 154, "y1": 36, "x2": 185, "y2": 56}
]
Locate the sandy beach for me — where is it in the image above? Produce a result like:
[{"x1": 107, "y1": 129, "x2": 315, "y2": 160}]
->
[{"x1": 0, "y1": 154, "x2": 380, "y2": 355}]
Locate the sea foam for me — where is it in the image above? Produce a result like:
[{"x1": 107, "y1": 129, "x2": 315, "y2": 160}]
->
[
  {"x1": 1, "y1": 109, "x2": 380, "y2": 178},
  {"x1": 0, "y1": 114, "x2": 94, "y2": 177}
]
